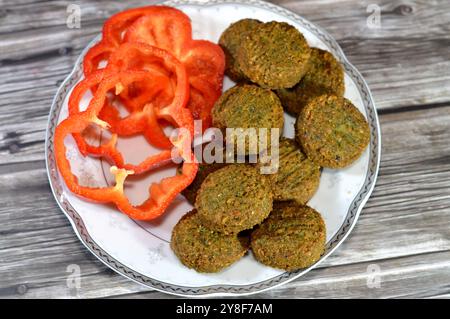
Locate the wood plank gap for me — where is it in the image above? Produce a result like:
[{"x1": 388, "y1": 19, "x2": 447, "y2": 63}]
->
[{"x1": 378, "y1": 101, "x2": 450, "y2": 115}]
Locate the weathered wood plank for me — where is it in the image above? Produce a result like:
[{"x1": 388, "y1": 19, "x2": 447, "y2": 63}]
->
[
  {"x1": 1, "y1": 0, "x2": 450, "y2": 299},
  {"x1": 113, "y1": 250, "x2": 450, "y2": 299},
  {"x1": 1, "y1": 0, "x2": 450, "y2": 166},
  {"x1": 0, "y1": 0, "x2": 449, "y2": 110},
  {"x1": 1, "y1": 104, "x2": 449, "y2": 298},
  {"x1": 265, "y1": 0, "x2": 450, "y2": 108},
  {"x1": 0, "y1": 55, "x2": 72, "y2": 165}
]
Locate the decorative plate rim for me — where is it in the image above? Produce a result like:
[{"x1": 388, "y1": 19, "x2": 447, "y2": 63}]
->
[{"x1": 45, "y1": 0, "x2": 381, "y2": 297}]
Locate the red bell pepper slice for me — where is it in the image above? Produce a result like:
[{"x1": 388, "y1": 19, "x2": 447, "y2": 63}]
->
[
  {"x1": 123, "y1": 9, "x2": 192, "y2": 58},
  {"x1": 68, "y1": 69, "x2": 170, "y2": 155},
  {"x1": 68, "y1": 69, "x2": 189, "y2": 174},
  {"x1": 55, "y1": 70, "x2": 198, "y2": 220},
  {"x1": 54, "y1": 113, "x2": 197, "y2": 220},
  {"x1": 73, "y1": 44, "x2": 189, "y2": 152},
  {"x1": 124, "y1": 10, "x2": 225, "y2": 130},
  {"x1": 102, "y1": 6, "x2": 182, "y2": 47},
  {"x1": 106, "y1": 43, "x2": 194, "y2": 139},
  {"x1": 83, "y1": 6, "x2": 183, "y2": 77},
  {"x1": 84, "y1": 6, "x2": 225, "y2": 130},
  {"x1": 83, "y1": 42, "x2": 114, "y2": 76}
]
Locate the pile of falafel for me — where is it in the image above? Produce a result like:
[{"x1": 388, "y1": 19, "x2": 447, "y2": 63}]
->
[{"x1": 171, "y1": 19, "x2": 370, "y2": 273}]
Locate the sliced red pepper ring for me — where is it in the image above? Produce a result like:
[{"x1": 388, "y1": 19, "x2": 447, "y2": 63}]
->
[
  {"x1": 84, "y1": 6, "x2": 185, "y2": 77},
  {"x1": 55, "y1": 68, "x2": 198, "y2": 220},
  {"x1": 54, "y1": 110, "x2": 198, "y2": 220},
  {"x1": 83, "y1": 42, "x2": 114, "y2": 77},
  {"x1": 68, "y1": 70, "x2": 188, "y2": 174},
  {"x1": 124, "y1": 14, "x2": 225, "y2": 131},
  {"x1": 180, "y1": 40, "x2": 225, "y2": 93},
  {"x1": 71, "y1": 56, "x2": 175, "y2": 152},
  {"x1": 106, "y1": 42, "x2": 193, "y2": 139},
  {"x1": 67, "y1": 70, "x2": 107, "y2": 156},
  {"x1": 66, "y1": 71, "x2": 124, "y2": 155},
  {"x1": 102, "y1": 6, "x2": 184, "y2": 47},
  {"x1": 84, "y1": 6, "x2": 224, "y2": 131},
  {"x1": 123, "y1": 8, "x2": 192, "y2": 58}
]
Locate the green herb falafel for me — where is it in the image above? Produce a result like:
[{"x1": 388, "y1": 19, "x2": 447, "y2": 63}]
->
[
  {"x1": 219, "y1": 19, "x2": 262, "y2": 82},
  {"x1": 295, "y1": 95, "x2": 370, "y2": 168},
  {"x1": 276, "y1": 48, "x2": 345, "y2": 115},
  {"x1": 195, "y1": 164, "x2": 273, "y2": 234},
  {"x1": 237, "y1": 21, "x2": 311, "y2": 89},
  {"x1": 212, "y1": 84, "x2": 284, "y2": 155},
  {"x1": 251, "y1": 202, "x2": 326, "y2": 271},
  {"x1": 268, "y1": 138, "x2": 321, "y2": 204},
  {"x1": 171, "y1": 210, "x2": 249, "y2": 273}
]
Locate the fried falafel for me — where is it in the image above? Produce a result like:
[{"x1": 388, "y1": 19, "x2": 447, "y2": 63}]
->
[
  {"x1": 268, "y1": 138, "x2": 321, "y2": 204},
  {"x1": 195, "y1": 164, "x2": 273, "y2": 234},
  {"x1": 171, "y1": 210, "x2": 249, "y2": 272},
  {"x1": 237, "y1": 21, "x2": 311, "y2": 89},
  {"x1": 212, "y1": 84, "x2": 284, "y2": 155},
  {"x1": 295, "y1": 95, "x2": 370, "y2": 168},
  {"x1": 251, "y1": 202, "x2": 326, "y2": 271},
  {"x1": 219, "y1": 18, "x2": 262, "y2": 82},
  {"x1": 276, "y1": 47, "x2": 345, "y2": 115}
]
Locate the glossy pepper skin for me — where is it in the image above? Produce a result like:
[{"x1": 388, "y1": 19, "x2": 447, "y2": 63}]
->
[
  {"x1": 70, "y1": 53, "x2": 193, "y2": 172},
  {"x1": 54, "y1": 5, "x2": 228, "y2": 220},
  {"x1": 106, "y1": 43, "x2": 194, "y2": 138},
  {"x1": 83, "y1": 5, "x2": 225, "y2": 131},
  {"x1": 71, "y1": 43, "x2": 191, "y2": 154},
  {"x1": 55, "y1": 70, "x2": 198, "y2": 220},
  {"x1": 83, "y1": 6, "x2": 179, "y2": 75}
]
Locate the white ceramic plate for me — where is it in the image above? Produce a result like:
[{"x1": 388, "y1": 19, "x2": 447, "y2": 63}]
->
[{"x1": 45, "y1": 0, "x2": 381, "y2": 297}]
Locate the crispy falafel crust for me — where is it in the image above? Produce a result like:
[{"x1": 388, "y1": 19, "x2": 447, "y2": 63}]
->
[
  {"x1": 195, "y1": 164, "x2": 273, "y2": 234},
  {"x1": 251, "y1": 202, "x2": 326, "y2": 271},
  {"x1": 212, "y1": 84, "x2": 284, "y2": 154},
  {"x1": 276, "y1": 48, "x2": 345, "y2": 115},
  {"x1": 171, "y1": 210, "x2": 249, "y2": 273},
  {"x1": 237, "y1": 21, "x2": 311, "y2": 89},
  {"x1": 269, "y1": 138, "x2": 321, "y2": 204},
  {"x1": 182, "y1": 162, "x2": 228, "y2": 205},
  {"x1": 296, "y1": 95, "x2": 370, "y2": 168},
  {"x1": 219, "y1": 19, "x2": 262, "y2": 82}
]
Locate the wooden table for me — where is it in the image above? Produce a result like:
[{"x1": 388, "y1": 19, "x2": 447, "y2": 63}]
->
[{"x1": 1, "y1": 0, "x2": 449, "y2": 299}]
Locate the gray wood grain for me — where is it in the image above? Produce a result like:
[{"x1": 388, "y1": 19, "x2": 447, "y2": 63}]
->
[
  {"x1": 1, "y1": 104, "x2": 450, "y2": 298},
  {"x1": 0, "y1": 0, "x2": 449, "y2": 299},
  {"x1": 1, "y1": 0, "x2": 449, "y2": 109}
]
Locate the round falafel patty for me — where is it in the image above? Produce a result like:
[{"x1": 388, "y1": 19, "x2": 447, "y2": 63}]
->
[
  {"x1": 251, "y1": 202, "x2": 326, "y2": 271},
  {"x1": 219, "y1": 19, "x2": 262, "y2": 82},
  {"x1": 276, "y1": 47, "x2": 345, "y2": 115},
  {"x1": 295, "y1": 95, "x2": 370, "y2": 168},
  {"x1": 181, "y1": 162, "x2": 227, "y2": 205},
  {"x1": 181, "y1": 144, "x2": 233, "y2": 205},
  {"x1": 236, "y1": 21, "x2": 311, "y2": 89},
  {"x1": 171, "y1": 210, "x2": 249, "y2": 273},
  {"x1": 195, "y1": 164, "x2": 273, "y2": 234},
  {"x1": 269, "y1": 138, "x2": 321, "y2": 204},
  {"x1": 212, "y1": 84, "x2": 284, "y2": 155}
]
